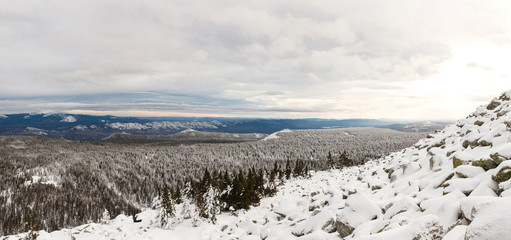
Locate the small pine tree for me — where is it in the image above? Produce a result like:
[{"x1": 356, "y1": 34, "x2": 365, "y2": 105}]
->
[
  {"x1": 23, "y1": 215, "x2": 39, "y2": 240},
  {"x1": 100, "y1": 209, "x2": 111, "y2": 224},
  {"x1": 160, "y1": 185, "x2": 175, "y2": 227},
  {"x1": 256, "y1": 168, "x2": 265, "y2": 195},
  {"x1": 338, "y1": 150, "x2": 352, "y2": 168},
  {"x1": 270, "y1": 162, "x2": 278, "y2": 183},
  {"x1": 200, "y1": 169, "x2": 212, "y2": 193},
  {"x1": 304, "y1": 165, "x2": 310, "y2": 178},
  {"x1": 201, "y1": 186, "x2": 221, "y2": 223},
  {"x1": 293, "y1": 159, "x2": 304, "y2": 177},
  {"x1": 327, "y1": 151, "x2": 334, "y2": 169},
  {"x1": 285, "y1": 159, "x2": 292, "y2": 180},
  {"x1": 172, "y1": 186, "x2": 182, "y2": 204},
  {"x1": 245, "y1": 168, "x2": 260, "y2": 207},
  {"x1": 220, "y1": 171, "x2": 232, "y2": 210}
]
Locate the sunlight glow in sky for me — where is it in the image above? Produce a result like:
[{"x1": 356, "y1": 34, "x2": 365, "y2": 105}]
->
[{"x1": 1, "y1": 0, "x2": 511, "y2": 120}]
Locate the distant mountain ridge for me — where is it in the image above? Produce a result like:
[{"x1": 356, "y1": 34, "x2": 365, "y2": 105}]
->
[{"x1": 0, "y1": 113, "x2": 448, "y2": 140}]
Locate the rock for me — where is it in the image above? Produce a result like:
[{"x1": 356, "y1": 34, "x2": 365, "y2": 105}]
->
[
  {"x1": 322, "y1": 218, "x2": 336, "y2": 233},
  {"x1": 486, "y1": 99, "x2": 501, "y2": 110},
  {"x1": 453, "y1": 156, "x2": 464, "y2": 168},
  {"x1": 471, "y1": 159, "x2": 498, "y2": 171},
  {"x1": 335, "y1": 219, "x2": 355, "y2": 238},
  {"x1": 492, "y1": 166, "x2": 511, "y2": 183}
]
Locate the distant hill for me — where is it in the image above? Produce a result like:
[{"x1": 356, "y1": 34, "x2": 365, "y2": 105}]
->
[
  {"x1": 0, "y1": 113, "x2": 448, "y2": 140},
  {"x1": 385, "y1": 121, "x2": 449, "y2": 132},
  {"x1": 103, "y1": 130, "x2": 267, "y2": 145}
]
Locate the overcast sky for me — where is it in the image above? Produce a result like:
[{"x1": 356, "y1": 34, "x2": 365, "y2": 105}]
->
[{"x1": 1, "y1": 0, "x2": 511, "y2": 120}]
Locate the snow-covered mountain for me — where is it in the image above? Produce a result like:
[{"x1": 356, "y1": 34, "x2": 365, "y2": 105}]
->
[
  {"x1": 6, "y1": 91, "x2": 511, "y2": 240},
  {"x1": 387, "y1": 121, "x2": 448, "y2": 132},
  {"x1": 105, "y1": 120, "x2": 226, "y2": 131},
  {"x1": 0, "y1": 114, "x2": 441, "y2": 140}
]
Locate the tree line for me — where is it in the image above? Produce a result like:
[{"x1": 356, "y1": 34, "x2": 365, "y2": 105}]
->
[{"x1": 158, "y1": 159, "x2": 312, "y2": 225}]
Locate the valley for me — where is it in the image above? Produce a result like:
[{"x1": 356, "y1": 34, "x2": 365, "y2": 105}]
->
[{"x1": 0, "y1": 127, "x2": 425, "y2": 237}]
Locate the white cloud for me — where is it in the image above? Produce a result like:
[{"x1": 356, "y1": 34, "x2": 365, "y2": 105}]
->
[{"x1": 1, "y1": 0, "x2": 511, "y2": 120}]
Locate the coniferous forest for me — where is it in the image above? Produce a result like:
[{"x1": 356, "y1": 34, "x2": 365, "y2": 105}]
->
[{"x1": 0, "y1": 128, "x2": 426, "y2": 235}]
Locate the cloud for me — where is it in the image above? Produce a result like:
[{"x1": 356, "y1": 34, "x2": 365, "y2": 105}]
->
[
  {"x1": 0, "y1": 98, "x2": 342, "y2": 119},
  {"x1": 467, "y1": 62, "x2": 508, "y2": 79},
  {"x1": 264, "y1": 91, "x2": 286, "y2": 96},
  {"x1": 467, "y1": 62, "x2": 495, "y2": 72},
  {"x1": 1, "y1": 0, "x2": 511, "y2": 120}
]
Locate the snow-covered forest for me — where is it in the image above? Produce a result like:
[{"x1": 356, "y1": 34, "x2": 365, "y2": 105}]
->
[{"x1": 0, "y1": 127, "x2": 425, "y2": 236}]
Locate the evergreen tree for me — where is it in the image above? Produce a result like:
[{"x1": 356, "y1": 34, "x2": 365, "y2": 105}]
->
[
  {"x1": 220, "y1": 171, "x2": 232, "y2": 210},
  {"x1": 339, "y1": 150, "x2": 352, "y2": 168},
  {"x1": 100, "y1": 209, "x2": 110, "y2": 224},
  {"x1": 285, "y1": 159, "x2": 292, "y2": 180},
  {"x1": 159, "y1": 185, "x2": 174, "y2": 227},
  {"x1": 265, "y1": 163, "x2": 278, "y2": 196},
  {"x1": 172, "y1": 186, "x2": 182, "y2": 204},
  {"x1": 293, "y1": 159, "x2": 304, "y2": 177},
  {"x1": 256, "y1": 168, "x2": 265, "y2": 195},
  {"x1": 327, "y1": 151, "x2": 334, "y2": 169},
  {"x1": 245, "y1": 168, "x2": 260, "y2": 206},
  {"x1": 194, "y1": 168, "x2": 222, "y2": 222},
  {"x1": 269, "y1": 162, "x2": 278, "y2": 184},
  {"x1": 200, "y1": 169, "x2": 212, "y2": 193},
  {"x1": 227, "y1": 170, "x2": 250, "y2": 210}
]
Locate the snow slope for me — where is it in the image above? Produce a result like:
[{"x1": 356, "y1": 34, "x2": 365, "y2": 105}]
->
[
  {"x1": 60, "y1": 115, "x2": 77, "y2": 123},
  {"x1": 261, "y1": 129, "x2": 292, "y2": 141},
  {"x1": 6, "y1": 90, "x2": 511, "y2": 240}
]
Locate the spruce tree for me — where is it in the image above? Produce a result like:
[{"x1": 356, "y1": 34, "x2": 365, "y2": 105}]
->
[
  {"x1": 245, "y1": 168, "x2": 260, "y2": 206},
  {"x1": 293, "y1": 159, "x2": 304, "y2": 177},
  {"x1": 327, "y1": 151, "x2": 334, "y2": 169},
  {"x1": 220, "y1": 171, "x2": 232, "y2": 210},
  {"x1": 339, "y1": 150, "x2": 352, "y2": 168},
  {"x1": 257, "y1": 168, "x2": 265, "y2": 195},
  {"x1": 159, "y1": 185, "x2": 174, "y2": 227},
  {"x1": 227, "y1": 170, "x2": 245, "y2": 210},
  {"x1": 172, "y1": 186, "x2": 182, "y2": 204},
  {"x1": 285, "y1": 159, "x2": 292, "y2": 180}
]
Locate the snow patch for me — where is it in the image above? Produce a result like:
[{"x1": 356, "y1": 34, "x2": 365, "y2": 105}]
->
[
  {"x1": 73, "y1": 125, "x2": 88, "y2": 130},
  {"x1": 261, "y1": 129, "x2": 292, "y2": 141},
  {"x1": 180, "y1": 128, "x2": 195, "y2": 133},
  {"x1": 24, "y1": 175, "x2": 59, "y2": 187},
  {"x1": 465, "y1": 198, "x2": 511, "y2": 240},
  {"x1": 25, "y1": 127, "x2": 47, "y2": 135},
  {"x1": 60, "y1": 115, "x2": 77, "y2": 123}
]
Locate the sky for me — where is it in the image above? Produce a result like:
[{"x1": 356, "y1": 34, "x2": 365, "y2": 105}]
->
[{"x1": 1, "y1": 0, "x2": 511, "y2": 120}]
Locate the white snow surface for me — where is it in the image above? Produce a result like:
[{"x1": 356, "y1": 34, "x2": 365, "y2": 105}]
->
[
  {"x1": 24, "y1": 175, "x2": 59, "y2": 187},
  {"x1": 73, "y1": 125, "x2": 88, "y2": 130},
  {"x1": 60, "y1": 115, "x2": 77, "y2": 123},
  {"x1": 7, "y1": 90, "x2": 511, "y2": 239},
  {"x1": 25, "y1": 127, "x2": 48, "y2": 136},
  {"x1": 261, "y1": 129, "x2": 292, "y2": 141}
]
